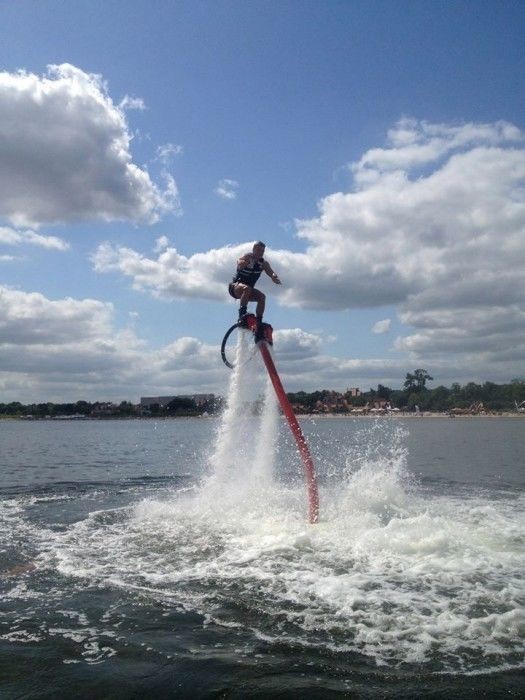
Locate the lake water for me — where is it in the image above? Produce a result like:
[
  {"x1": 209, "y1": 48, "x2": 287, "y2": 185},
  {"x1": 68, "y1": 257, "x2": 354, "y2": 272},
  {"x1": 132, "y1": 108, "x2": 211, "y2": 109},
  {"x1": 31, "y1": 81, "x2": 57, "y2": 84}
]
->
[
  {"x1": 1, "y1": 333, "x2": 524, "y2": 700},
  {"x1": 1, "y1": 412, "x2": 523, "y2": 699}
]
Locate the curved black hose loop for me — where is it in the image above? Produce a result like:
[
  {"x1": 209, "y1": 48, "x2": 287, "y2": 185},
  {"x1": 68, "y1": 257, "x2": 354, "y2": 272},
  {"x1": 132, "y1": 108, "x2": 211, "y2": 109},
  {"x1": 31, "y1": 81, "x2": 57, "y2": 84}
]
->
[{"x1": 221, "y1": 322, "x2": 240, "y2": 369}]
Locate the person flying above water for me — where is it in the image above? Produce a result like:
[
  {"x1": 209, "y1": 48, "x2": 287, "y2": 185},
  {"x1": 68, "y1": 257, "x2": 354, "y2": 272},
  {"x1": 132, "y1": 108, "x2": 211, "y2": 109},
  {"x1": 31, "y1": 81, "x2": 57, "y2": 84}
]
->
[{"x1": 228, "y1": 241, "x2": 281, "y2": 339}]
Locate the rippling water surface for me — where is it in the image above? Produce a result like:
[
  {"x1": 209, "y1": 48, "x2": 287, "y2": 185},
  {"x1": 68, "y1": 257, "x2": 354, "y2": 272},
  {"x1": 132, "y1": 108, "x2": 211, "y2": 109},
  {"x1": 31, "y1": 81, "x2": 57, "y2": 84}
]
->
[{"x1": 1, "y1": 343, "x2": 524, "y2": 698}]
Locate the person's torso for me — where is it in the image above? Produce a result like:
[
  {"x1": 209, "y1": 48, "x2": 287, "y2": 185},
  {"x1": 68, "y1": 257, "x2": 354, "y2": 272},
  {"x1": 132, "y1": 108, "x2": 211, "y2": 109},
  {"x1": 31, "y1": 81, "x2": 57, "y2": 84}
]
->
[{"x1": 233, "y1": 254, "x2": 264, "y2": 287}]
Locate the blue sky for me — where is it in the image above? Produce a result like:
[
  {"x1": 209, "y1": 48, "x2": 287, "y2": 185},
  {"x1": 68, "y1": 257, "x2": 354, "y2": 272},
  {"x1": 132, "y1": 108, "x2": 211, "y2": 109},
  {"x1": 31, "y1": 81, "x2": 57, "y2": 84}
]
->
[{"x1": 1, "y1": 0, "x2": 524, "y2": 401}]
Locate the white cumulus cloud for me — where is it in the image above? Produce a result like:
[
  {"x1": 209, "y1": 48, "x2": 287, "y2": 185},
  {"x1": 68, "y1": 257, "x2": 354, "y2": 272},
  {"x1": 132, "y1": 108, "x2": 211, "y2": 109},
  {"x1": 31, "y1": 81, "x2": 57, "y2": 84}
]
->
[
  {"x1": 0, "y1": 226, "x2": 69, "y2": 251},
  {"x1": 91, "y1": 241, "x2": 246, "y2": 300},
  {"x1": 0, "y1": 285, "x2": 225, "y2": 402},
  {"x1": 0, "y1": 286, "x2": 114, "y2": 345},
  {"x1": 119, "y1": 95, "x2": 147, "y2": 111},
  {"x1": 372, "y1": 319, "x2": 391, "y2": 335},
  {"x1": 215, "y1": 179, "x2": 239, "y2": 200},
  {"x1": 156, "y1": 143, "x2": 184, "y2": 165},
  {"x1": 153, "y1": 235, "x2": 170, "y2": 253},
  {"x1": 0, "y1": 64, "x2": 179, "y2": 227}
]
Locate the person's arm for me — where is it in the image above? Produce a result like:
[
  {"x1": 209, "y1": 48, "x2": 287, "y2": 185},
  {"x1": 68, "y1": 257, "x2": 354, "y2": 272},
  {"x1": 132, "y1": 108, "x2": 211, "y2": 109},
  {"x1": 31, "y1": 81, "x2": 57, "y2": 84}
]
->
[{"x1": 263, "y1": 260, "x2": 281, "y2": 284}]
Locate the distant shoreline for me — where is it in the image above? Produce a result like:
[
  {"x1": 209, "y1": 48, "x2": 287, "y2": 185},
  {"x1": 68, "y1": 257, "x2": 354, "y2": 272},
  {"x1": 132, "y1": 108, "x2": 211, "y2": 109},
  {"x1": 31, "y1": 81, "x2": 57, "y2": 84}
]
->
[
  {"x1": 298, "y1": 412, "x2": 525, "y2": 419},
  {"x1": 2, "y1": 412, "x2": 524, "y2": 421}
]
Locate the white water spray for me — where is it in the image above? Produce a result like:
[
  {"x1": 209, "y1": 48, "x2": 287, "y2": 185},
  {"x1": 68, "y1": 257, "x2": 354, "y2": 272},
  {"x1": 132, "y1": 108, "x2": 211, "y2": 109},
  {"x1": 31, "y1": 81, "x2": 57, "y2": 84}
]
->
[
  {"x1": 203, "y1": 330, "x2": 279, "y2": 511},
  {"x1": 252, "y1": 371, "x2": 279, "y2": 488}
]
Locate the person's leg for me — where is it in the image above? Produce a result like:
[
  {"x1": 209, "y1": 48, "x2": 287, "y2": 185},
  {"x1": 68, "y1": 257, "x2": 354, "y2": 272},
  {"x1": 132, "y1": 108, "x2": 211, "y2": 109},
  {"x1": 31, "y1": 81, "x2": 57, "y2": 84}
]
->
[
  {"x1": 231, "y1": 286, "x2": 266, "y2": 332},
  {"x1": 239, "y1": 286, "x2": 252, "y2": 309},
  {"x1": 253, "y1": 290, "x2": 266, "y2": 319},
  {"x1": 251, "y1": 290, "x2": 266, "y2": 341},
  {"x1": 231, "y1": 284, "x2": 249, "y2": 318}
]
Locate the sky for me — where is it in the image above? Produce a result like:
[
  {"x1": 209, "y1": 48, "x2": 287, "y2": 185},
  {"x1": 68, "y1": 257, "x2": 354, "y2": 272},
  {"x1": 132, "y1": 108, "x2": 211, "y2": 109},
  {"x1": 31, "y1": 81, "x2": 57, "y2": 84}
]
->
[{"x1": 0, "y1": 0, "x2": 524, "y2": 403}]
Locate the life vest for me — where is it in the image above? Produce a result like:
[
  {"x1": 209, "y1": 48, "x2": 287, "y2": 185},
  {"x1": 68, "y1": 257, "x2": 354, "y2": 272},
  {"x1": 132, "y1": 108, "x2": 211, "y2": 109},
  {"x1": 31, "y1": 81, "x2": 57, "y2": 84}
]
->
[{"x1": 232, "y1": 255, "x2": 264, "y2": 288}]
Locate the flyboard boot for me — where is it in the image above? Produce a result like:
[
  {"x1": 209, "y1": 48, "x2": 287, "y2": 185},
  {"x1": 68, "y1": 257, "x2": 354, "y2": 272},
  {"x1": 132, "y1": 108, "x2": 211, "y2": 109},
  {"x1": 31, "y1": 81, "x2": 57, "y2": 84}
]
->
[
  {"x1": 247, "y1": 316, "x2": 273, "y2": 345},
  {"x1": 236, "y1": 313, "x2": 274, "y2": 344},
  {"x1": 237, "y1": 305, "x2": 248, "y2": 327}
]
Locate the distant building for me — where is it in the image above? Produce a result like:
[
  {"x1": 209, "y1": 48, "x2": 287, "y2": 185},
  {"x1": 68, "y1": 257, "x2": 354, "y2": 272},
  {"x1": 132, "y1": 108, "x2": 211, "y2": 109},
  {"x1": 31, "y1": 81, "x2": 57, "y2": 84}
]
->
[
  {"x1": 140, "y1": 394, "x2": 215, "y2": 408},
  {"x1": 346, "y1": 387, "x2": 361, "y2": 397}
]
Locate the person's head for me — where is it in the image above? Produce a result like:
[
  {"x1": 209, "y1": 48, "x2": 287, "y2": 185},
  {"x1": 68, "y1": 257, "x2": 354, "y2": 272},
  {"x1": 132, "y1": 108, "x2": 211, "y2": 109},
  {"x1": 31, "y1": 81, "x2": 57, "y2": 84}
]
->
[{"x1": 253, "y1": 241, "x2": 266, "y2": 258}]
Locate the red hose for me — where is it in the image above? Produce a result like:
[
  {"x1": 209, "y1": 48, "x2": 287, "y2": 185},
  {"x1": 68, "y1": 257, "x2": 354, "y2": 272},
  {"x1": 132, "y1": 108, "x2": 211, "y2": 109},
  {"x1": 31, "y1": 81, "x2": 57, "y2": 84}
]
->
[{"x1": 257, "y1": 341, "x2": 320, "y2": 524}]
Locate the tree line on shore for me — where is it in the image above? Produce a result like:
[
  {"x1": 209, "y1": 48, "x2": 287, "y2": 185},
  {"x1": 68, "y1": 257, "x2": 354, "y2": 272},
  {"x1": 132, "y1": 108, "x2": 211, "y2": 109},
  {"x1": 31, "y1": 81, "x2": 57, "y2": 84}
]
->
[
  {"x1": 288, "y1": 374, "x2": 525, "y2": 414},
  {"x1": 1, "y1": 374, "x2": 524, "y2": 418},
  {"x1": 0, "y1": 396, "x2": 223, "y2": 419}
]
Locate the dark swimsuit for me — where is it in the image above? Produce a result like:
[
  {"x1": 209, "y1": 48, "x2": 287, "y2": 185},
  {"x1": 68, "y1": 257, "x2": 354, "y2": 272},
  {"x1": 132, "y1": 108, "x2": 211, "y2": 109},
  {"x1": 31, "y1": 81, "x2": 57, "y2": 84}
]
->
[{"x1": 228, "y1": 257, "x2": 264, "y2": 297}]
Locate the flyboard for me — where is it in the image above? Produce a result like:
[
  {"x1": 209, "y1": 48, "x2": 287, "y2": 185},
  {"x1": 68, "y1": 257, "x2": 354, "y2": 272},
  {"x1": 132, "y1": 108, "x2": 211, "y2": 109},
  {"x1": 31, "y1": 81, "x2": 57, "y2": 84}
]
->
[{"x1": 221, "y1": 314, "x2": 320, "y2": 524}]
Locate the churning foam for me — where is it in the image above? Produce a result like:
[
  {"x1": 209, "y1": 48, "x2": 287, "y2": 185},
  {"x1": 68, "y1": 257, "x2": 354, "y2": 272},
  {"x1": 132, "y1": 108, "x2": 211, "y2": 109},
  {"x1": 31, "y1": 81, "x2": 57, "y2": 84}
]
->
[{"x1": 132, "y1": 411, "x2": 525, "y2": 672}]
